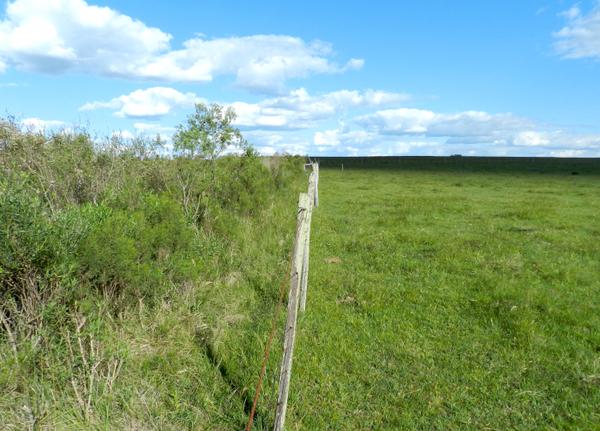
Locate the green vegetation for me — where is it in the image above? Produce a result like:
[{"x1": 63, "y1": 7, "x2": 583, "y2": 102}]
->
[
  {"x1": 2, "y1": 110, "x2": 600, "y2": 431},
  {"x1": 0, "y1": 109, "x2": 305, "y2": 429},
  {"x1": 288, "y1": 164, "x2": 600, "y2": 429}
]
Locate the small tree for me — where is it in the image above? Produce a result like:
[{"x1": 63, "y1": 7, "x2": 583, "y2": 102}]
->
[
  {"x1": 172, "y1": 103, "x2": 248, "y2": 221},
  {"x1": 173, "y1": 103, "x2": 247, "y2": 159}
]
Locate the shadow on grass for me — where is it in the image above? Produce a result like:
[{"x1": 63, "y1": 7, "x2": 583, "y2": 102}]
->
[{"x1": 195, "y1": 329, "x2": 272, "y2": 431}]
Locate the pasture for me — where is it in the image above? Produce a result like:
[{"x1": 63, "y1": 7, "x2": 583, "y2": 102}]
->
[{"x1": 281, "y1": 160, "x2": 600, "y2": 429}]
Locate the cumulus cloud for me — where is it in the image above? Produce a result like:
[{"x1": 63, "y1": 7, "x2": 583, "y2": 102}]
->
[
  {"x1": 0, "y1": 0, "x2": 170, "y2": 73},
  {"x1": 554, "y1": 3, "x2": 600, "y2": 59},
  {"x1": 81, "y1": 86, "x2": 408, "y2": 124},
  {"x1": 73, "y1": 85, "x2": 600, "y2": 157},
  {"x1": 80, "y1": 87, "x2": 201, "y2": 118},
  {"x1": 0, "y1": 0, "x2": 363, "y2": 92},
  {"x1": 130, "y1": 35, "x2": 363, "y2": 93},
  {"x1": 232, "y1": 88, "x2": 409, "y2": 129}
]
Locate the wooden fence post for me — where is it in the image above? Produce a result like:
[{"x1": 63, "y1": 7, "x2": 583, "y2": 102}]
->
[
  {"x1": 313, "y1": 163, "x2": 319, "y2": 208},
  {"x1": 299, "y1": 173, "x2": 316, "y2": 312},
  {"x1": 273, "y1": 193, "x2": 310, "y2": 431}
]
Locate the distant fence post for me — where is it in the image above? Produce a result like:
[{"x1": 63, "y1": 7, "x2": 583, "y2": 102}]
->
[
  {"x1": 273, "y1": 193, "x2": 310, "y2": 431},
  {"x1": 313, "y1": 163, "x2": 319, "y2": 207}
]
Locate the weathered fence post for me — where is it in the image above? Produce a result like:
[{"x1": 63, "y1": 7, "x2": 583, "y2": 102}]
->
[
  {"x1": 299, "y1": 172, "x2": 316, "y2": 312},
  {"x1": 273, "y1": 193, "x2": 310, "y2": 431}
]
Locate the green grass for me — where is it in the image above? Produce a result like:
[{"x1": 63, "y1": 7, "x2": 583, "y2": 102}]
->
[
  {"x1": 0, "y1": 190, "x2": 299, "y2": 430},
  {"x1": 3, "y1": 145, "x2": 600, "y2": 430},
  {"x1": 284, "y1": 166, "x2": 600, "y2": 429},
  {"x1": 0, "y1": 188, "x2": 301, "y2": 430}
]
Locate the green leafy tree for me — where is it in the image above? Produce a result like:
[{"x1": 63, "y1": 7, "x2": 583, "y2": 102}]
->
[
  {"x1": 172, "y1": 103, "x2": 249, "y2": 219},
  {"x1": 173, "y1": 103, "x2": 247, "y2": 159}
]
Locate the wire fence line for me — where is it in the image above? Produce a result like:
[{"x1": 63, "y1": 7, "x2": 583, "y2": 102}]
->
[{"x1": 245, "y1": 162, "x2": 319, "y2": 431}]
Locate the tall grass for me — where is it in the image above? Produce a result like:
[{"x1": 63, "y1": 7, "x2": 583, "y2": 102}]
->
[{"x1": 0, "y1": 118, "x2": 305, "y2": 429}]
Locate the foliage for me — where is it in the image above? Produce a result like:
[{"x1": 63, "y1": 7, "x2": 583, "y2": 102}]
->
[
  {"x1": 173, "y1": 103, "x2": 247, "y2": 159},
  {"x1": 78, "y1": 194, "x2": 198, "y2": 302},
  {"x1": 0, "y1": 174, "x2": 56, "y2": 290},
  {"x1": 0, "y1": 112, "x2": 305, "y2": 429}
]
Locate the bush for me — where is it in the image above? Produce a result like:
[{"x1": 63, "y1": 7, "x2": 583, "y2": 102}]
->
[
  {"x1": 78, "y1": 193, "x2": 199, "y2": 302},
  {"x1": 269, "y1": 154, "x2": 306, "y2": 190},
  {"x1": 0, "y1": 175, "x2": 56, "y2": 292},
  {"x1": 0, "y1": 121, "x2": 303, "y2": 308},
  {"x1": 215, "y1": 149, "x2": 272, "y2": 215}
]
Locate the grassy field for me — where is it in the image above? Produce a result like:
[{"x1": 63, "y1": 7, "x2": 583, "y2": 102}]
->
[{"x1": 281, "y1": 162, "x2": 600, "y2": 429}]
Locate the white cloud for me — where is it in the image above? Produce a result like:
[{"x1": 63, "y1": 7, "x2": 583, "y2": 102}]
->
[
  {"x1": 547, "y1": 148, "x2": 600, "y2": 157},
  {"x1": 554, "y1": 3, "x2": 600, "y2": 59},
  {"x1": 301, "y1": 108, "x2": 600, "y2": 156},
  {"x1": 112, "y1": 129, "x2": 134, "y2": 140},
  {"x1": 0, "y1": 0, "x2": 363, "y2": 92},
  {"x1": 133, "y1": 122, "x2": 176, "y2": 135},
  {"x1": 314, "y1": 126, "x2": 375, "y2": 148},
  {"x1": 560, "y1": 5, "x2": 581, "y2": 20},
  {"x1": 513, "y1": 131, "x2": 551, "y2": 147},
  {"x1": 81, "y1": 86, "x2": 408, "y2": 124},
  {"x1": 243, "y1": 129, "x2": 311, "y2": 155},
  {"x1": 312, "y1": 121, "x2": 441, "y2": 155},
  {"x1": 232, "y1": 88, "x2": 409, "y2": 129},
  {"x1": 21, "y1": 117, "x2": 65, "y2": 131},
  {"x1": 356, "y1": 108, "x2": 533, "y2": 143},
  {"x1": 74, "y1": 85, "x2": 600, "y2": 157},
  {"x1": 174, "y1": 36, "x2": 363, "y2": 93},
  {"x1": 0, "y1": 0, "x2": 170, "y2": 74},
  {"x1": 80, "y1": 87, "x2": 201, "y2": 118},
  {"x1": 552, "y1": 132, "x2": 600, "y2": 150}
]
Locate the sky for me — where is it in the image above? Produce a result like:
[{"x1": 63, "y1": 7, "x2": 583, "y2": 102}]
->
[{"x1": 1, "y1": 0, "x2": 600, "y2": 157}]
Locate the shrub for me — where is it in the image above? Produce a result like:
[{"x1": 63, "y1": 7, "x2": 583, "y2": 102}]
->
[
  {"x1": 78, "y1": 193, "x2": 199, "y2": 302},
  {"x1": 269, "y1": 154, "x2": 306, "y2": 190},
  {"x1": 0, "y1": 175, "x2": 56, "y2": 292},
  {"x1": 215, "y1": 149, "x2": 272, "y2": 215}
]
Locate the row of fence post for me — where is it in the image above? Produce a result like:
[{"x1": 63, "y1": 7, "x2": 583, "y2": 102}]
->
[{"x1": 273, "y1": 162, "x2": 319, "y2": 431}]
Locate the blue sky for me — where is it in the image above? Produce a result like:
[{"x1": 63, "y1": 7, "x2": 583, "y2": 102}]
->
[{"x1": 1, "y1": 0, "x2": 600, "y2": 156}]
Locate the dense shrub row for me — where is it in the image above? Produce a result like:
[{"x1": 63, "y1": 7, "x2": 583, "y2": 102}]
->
[
  {"x1": 0, "y1": 115, "x2": 303, "y2": 322},
  {"x1": 0, "y1": 106, "x2": 305, "y2": 428}
]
